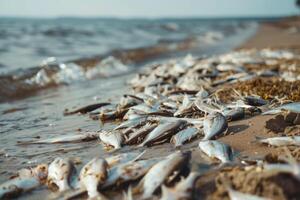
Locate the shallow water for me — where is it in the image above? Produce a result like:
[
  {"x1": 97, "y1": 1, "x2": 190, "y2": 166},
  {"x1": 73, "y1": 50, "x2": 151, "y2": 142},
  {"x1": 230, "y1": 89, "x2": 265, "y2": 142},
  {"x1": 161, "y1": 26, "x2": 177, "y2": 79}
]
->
[{"x1": 0, "y1": 18, "x2": 259, "y2": 197}]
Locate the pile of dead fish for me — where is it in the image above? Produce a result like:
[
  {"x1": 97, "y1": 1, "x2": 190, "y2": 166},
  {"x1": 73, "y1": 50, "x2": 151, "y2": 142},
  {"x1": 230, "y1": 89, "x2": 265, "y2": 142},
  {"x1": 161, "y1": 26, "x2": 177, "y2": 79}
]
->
[
  {"x1": 0, "y1": 151, "x2": 198, "y2": 200},
  {"x1": 3, "y1": 48, "x2": 300, "y2": 199}
]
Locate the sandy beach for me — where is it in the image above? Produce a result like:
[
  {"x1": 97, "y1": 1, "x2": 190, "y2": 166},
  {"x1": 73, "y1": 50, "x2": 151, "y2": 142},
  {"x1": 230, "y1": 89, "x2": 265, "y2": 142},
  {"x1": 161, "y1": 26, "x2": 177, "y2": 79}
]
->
[{"x1": 1, "y1": 16, "x2": 300, "y2": 200}]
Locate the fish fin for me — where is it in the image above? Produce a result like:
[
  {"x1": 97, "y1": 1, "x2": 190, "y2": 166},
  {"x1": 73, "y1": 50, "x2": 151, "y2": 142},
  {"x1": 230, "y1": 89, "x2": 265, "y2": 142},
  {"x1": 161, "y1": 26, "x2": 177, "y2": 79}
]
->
[
  {"x1": 122, "y1": 186, "x2": 133, "y2": 200},
  {"x1": 132, "y1": 177, "x2": 145, "y2": 195},
  {"x1": 131, "y1": 150, "x2": 146, "y2": 163}
]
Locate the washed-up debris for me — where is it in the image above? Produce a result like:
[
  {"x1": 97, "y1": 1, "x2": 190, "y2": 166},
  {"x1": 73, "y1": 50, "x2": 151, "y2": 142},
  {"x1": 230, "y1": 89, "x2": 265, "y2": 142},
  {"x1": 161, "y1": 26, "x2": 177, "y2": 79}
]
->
[{"x1": 3, "y1": 48, "x2": 300, "y2": 199}]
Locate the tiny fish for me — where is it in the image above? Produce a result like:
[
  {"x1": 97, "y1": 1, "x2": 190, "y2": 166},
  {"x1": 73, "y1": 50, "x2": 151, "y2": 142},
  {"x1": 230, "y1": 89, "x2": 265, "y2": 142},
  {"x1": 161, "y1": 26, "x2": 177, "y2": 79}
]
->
[
  {"x1": 160, "y1": 172, "x2": 200, "y2": 200},
  {"x1": 222, "y1": 107, "x2": 245, "y2": 121},
  {"x1": 140, "y1": 120, "x2": 186, "y2": 147},
  {"x1": 244, "y1": 96, "x2": 268, "y2": 107},
  {"x1": 47, "y1": 157, "x2": 75, "y2": 192},
  {"x1": 114, "y1": 117, "x2": 147, "y2": 130},
  {"x1": 203, "y1": 112, "x2": 227, "y2": 140},
  {"x1": 262, "y1": 102, "x2": 300, "y2": 115},
  {"x1": 255, "y1": 136, "x2": 300, "y2": 147},
  {"x1": 17, "y1": 132, "x2": 98, "y2": 145},
  {"x1": 170, "y1": 127, "x2": 199, "y2": 147},
  {"x1": 137, "y1": 151, "x2": 190, "y2": 199},
  {"x1": 64, "y1": 103, "x2": 110, "y2": 115},
  {"x1": 102, "y1": 158, "x2": 158, "y2": 188},
  {"x1": 199, "y1": 140, "x2": 233, "y2": 163},
  {"x1": 79, "y1": 158, "x2": 108, "y2": 199},
  {"x1": 0, "y1": 164, "x2": 48, "y2": 199},
  {"x1": 126, "y1": 124, "x2": 157, "y2": 145},
  {"x1": 105, "y1": 151, "x2": 146, "y2": 168},
  {"x1": 99, "y1": 130, "x2": 124, "y2": 149},
  {"x1": 173, "y1": 95, "x2": 193, "y2": 117}
]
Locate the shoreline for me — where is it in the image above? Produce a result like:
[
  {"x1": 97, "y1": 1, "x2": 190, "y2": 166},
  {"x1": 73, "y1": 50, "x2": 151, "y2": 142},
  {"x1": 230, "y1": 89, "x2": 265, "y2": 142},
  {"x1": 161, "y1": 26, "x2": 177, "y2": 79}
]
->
[{"x1": 1, "y1": 16, "x2": 300, "y2": 199}]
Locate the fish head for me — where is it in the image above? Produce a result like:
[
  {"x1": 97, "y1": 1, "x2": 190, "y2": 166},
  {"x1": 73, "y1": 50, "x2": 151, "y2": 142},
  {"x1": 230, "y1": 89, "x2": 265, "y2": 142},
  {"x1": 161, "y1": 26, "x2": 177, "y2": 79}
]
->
[
  {"x1": 33, "y1": 164, "x2": 48, "y2": 183},
  {"x1": 47, "y1": 157, "x2": 74, "y2": 191}
]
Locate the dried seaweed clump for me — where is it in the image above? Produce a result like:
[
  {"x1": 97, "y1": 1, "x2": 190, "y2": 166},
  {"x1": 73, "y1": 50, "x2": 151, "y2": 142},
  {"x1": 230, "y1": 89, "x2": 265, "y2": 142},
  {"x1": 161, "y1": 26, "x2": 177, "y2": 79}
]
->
[
  {"x1": 217, "y1": 77, "x2": 300, "y2": 102},
  {"x1": 209, "y1": 166, "x2": 300, "y2": 200},
  {"x1": 265, "y1": 146, "x2": 300, "y2": 162}
]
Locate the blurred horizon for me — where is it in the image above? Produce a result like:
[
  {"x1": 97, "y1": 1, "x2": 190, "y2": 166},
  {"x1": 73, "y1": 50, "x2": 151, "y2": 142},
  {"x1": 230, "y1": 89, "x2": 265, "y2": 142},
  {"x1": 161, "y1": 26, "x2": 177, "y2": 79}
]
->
[{"x1": 0, "y1": 0, "x2": 299, "y2": 18}]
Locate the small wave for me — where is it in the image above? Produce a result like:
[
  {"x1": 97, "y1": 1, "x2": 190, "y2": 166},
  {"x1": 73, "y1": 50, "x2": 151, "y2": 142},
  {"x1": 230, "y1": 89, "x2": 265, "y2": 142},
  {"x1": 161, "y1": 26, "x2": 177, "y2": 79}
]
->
[
  {"x1": 0, "y1": 33, "x2": 220, "y2": 102},
  {"x1": 42, "y1": 27, "x2": 94, "y2": 37},
  {"x1": 197, "y1": 31, "x2": 224, "y2": 44},
  {"x1": 0, "y1": 56, "x2": 131, "y2": 102}
]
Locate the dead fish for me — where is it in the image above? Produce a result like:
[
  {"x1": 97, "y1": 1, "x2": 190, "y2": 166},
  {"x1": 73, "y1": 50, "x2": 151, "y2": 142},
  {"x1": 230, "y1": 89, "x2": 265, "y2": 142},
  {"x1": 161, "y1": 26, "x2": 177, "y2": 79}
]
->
[
  {"x1": 0, "y1": 177, "x2": 40, "y2": 199},
  {"x1": 114, "y1": 117, "x2": 148, "y2": 130},
  {"x1": 105, "y1": 151, "x2": 146, "y2": 168},
  {"x1": 99, "y1": 108, "x2": 129, "y2": 121},
  {"x1": 137, "y1": 151, "x2": 190, "y2": 199},
  {"x1": 47, "y1": 157, "x2": 75, "y2": 192},
  {"x1": 102, "y1": 158, "x2": 159, "y2": 188},
  {"x1": 203, "y1": 112, "x2": 227, "y2": 140},
  {"x1": 227, "y1": 187, "x2": 270, "y2": 200},
  {"x1": 0, "y1": 165, "x2": 48, "y2": 199},
  {"x1": 17, "y1": 132, "x2": 98, "y2": 145},
  {"x1": 222, "y1": 107, "x2": 245, "y2": 121},
  {"x1": 160, "y1": 172, "x2": 200, "y2": 200},
  {"x1": 199, "y1": 140, "x2": 233, "y2": 163},
  {"x1": 79, "y1": 158, "x2": 108, "y2": 199},
  {"x1": 255, "y1": 136, "x2": 300, "y2": 147},
  {"x1": 174, "y1": 95, "x2": 193, "y2": 117},
  {"x1": 243, "y1": 96, "x2": 268, "y2": 107},
  {"x1": 99, "y1": 130, "x2": 124, "y2": 149},
  {"x1": 262, "y1": 102, "x2": 300, "y2": 115},
  {"x1": 170, "y1": 127, "x2": 199, "y2": 147},
  {"x1": 17, "y1": 164, "x2": 48, "y2": 182},
  {"x1": 194, "y1": 100, "x2": 220, "y2": 114},
  {"x1": 64, "y1": 103, "x2": 110, "y2": 115},
  {"x1": 126, "y1": 124, "x2": 157, "y2": 145},
  {"x1": 140, "y1": 120, "x2": 186, "y2": 147}
]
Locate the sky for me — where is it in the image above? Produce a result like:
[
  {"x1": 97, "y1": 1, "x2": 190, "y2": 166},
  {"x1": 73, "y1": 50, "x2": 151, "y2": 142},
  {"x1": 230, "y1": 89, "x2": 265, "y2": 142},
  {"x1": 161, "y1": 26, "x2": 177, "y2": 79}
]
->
[{"x1": 0, "y1": 0, "x2": 299, "y2": 18}]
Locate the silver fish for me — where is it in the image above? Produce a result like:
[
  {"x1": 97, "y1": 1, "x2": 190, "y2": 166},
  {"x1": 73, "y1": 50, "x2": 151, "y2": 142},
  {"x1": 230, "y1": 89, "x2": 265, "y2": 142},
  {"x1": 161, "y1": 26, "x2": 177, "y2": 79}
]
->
[
  {"x1": 0, "y1": 164, "x2": 48, "y2": 199},
  {"x1": 160, "y1": 172, "x2": 200, "y2": 200},
  {"x1": 171, "y1": 127, "x2": 199, "y2": 147},
  {"x1": 105, "y1": 151, "x2": 146, "y2": 168},
  {"x1": 174, "y1": 95, "x2": 193, "y2": 117},
  {"x1": 17, "y1": 132, "x2": 98, "y2": 145},
  {"x1": 0, "y1": 178, "x2": 40, "y2": 199},
  {"x1": 99, "y1": 130, "x2": 124, "y2": 149},
  {"x1": 114, "y1": 117, "x2": 147, "y2": 130},
  {"x1": 262, "y1": 102, "x2": 300, "y2": 115},
  {"x1": 79, "y1": 158, "x2": 108, "y2": 198},
  {"x1": 126, "y1": 124, "x2": 157, "y2": 145},
  {"x1": 47, "y1": 157, "x2": 75, "y2": 192},
  {"x1": 138, "y1": 151, "x2": 190, "y2": 199},
  {"x1": 255, "y1": 136, "x2": 300, "y2": 147},
  {"x1": 222, "y1": 107, "x2": 245, "y2": 121},
  {"x1": 102, "y1": 158, "x2": 158, "y2": 188},
  {"x1": 140, "y1": 120, "x2": 186, "y2": 146},
  {"x1": 199, "y1": 140, "x2": 232, "y2": 163},
  {"x1": 203, "y1": 112, "x2": 227, "y2": 140}
]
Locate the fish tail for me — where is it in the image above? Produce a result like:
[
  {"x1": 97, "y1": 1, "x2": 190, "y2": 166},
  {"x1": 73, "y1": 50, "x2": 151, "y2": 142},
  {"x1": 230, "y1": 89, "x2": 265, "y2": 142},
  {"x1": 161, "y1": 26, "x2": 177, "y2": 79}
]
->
[{"x1": 251, "y1": 135, "x2": 265, "y2": 144}]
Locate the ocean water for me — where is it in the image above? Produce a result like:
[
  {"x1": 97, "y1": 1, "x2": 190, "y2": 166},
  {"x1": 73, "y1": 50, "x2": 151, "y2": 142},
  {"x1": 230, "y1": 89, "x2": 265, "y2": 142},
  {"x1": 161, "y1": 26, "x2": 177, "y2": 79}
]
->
[{"x1": 0, "y1": 17, "x2": 260, "y2": 189}]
